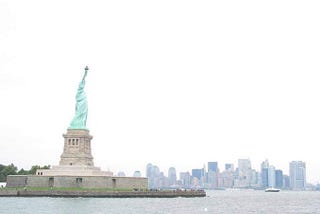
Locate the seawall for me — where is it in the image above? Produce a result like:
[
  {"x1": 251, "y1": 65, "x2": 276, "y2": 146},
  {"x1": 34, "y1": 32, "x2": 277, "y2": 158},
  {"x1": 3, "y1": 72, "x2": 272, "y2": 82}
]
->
[{"x1": 0, "y1": 189, "x2": 206, "y2": 198}]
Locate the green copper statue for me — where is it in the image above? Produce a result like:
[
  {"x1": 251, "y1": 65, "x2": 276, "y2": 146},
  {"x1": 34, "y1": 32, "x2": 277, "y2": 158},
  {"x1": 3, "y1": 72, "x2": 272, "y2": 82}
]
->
[{"x1": 69, "y1": 66, "x2": 89, "y2": 130}]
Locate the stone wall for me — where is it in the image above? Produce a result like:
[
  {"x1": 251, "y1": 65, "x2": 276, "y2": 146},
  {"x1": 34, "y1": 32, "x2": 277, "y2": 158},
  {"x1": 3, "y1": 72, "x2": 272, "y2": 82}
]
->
[
  {"x1": 7, "y1": 175, "x2": 148, "y2": 190},
  {"x1": 5, "y1": 175, "x2": 28, "y2": 188}
]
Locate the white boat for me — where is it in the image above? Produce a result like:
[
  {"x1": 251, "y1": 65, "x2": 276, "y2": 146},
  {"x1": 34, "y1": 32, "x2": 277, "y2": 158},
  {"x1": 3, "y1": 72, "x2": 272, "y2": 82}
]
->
[{"x1": 265, "y1": 187, "x2": 280, "y2": 192}]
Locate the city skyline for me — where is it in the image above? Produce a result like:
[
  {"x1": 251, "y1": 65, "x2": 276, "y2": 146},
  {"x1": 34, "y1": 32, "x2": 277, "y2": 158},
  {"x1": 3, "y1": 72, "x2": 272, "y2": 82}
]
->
[
  {"x1": 1, "y1": 1, "x2": 320, "y2": 184},
  {"x1": 144, "y1": 159, "x2": 308, "y2": 190},
  {"x1": 142, "y1": 159, "x2": 297, "y2": 179}
]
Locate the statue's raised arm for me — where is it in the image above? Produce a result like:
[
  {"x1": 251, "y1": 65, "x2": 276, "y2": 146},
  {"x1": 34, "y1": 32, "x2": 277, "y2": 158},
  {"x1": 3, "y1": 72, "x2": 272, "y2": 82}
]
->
[
  {"x1": 69, "y1": 66, "x2": 89, "y2": 130},
  {"x1": 82, "y1": 66, "x2": 89, "y2": 81}
]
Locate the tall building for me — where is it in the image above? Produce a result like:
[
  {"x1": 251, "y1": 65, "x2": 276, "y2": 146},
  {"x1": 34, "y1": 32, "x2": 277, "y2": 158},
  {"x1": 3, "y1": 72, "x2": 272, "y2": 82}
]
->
[
  {"x1": 180, "y1": 172, "x2": 191, "y2": 188},
  {"x1": 225, "y1": 163, "x2": 234, "y2": 171},
  {"x1": 168, "y1": 167, "x2": 177, "y2": 186},
  {"x1": 283, "y1": 175, "x2": 290, "y2": 189},
  {"x1": 260, "y1": 159, "x2": 269, "y2": 188},
  {"x1": 275, "y1": 170, "x2": 283, "y2": 188},
  {"x1": 206, "y1": 171, "x2": 218, "y2": 189},
  {"x1": 261, "y1": 159, "x2": 269, "y2": 169},
  {"x1": 158, "y1": 172, "x2": 167, "y2": 188},
  {"x1": 250, "y1": 169, "x2": 259, "y2": 187},
  {"x1": 146, "y1": 163, "x2": 153, "y2": 178},
  {"x1": 218, "y1": 170, "x2": 234, "y2": 188},
  {"x1": 208, "y1": 162, "x2": 218, "y2": 172},
  {"x1": 146, "y1": 163, "x2": 160, "y2": 189},
  {"x1": 192, "y1": 168, "x2": 204, "y2": 180},
  {"x1": 289, "y1": 161, "x2": 306, "y2": 190},
  {"x1": 234, "y1": 159, "x2": 252, "y2": 188},
  {"x1": 267, "y1": 165, "x2": 275, "y2": 187},
  {"x1": 261, "y1": 168, "x2": 268, "y2": 188}
]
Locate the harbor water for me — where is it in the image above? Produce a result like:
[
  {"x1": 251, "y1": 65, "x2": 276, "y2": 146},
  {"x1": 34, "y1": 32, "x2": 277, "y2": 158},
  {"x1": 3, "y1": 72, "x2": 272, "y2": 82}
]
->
[{"x1": 1, "y1": 190, "x2": 320, "y2": 214}]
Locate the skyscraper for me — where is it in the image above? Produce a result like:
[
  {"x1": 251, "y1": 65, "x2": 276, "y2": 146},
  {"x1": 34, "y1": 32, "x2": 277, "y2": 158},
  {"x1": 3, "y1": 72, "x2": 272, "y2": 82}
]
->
[
  {"x1": 283, "y1": 175, "x2": 290, "y2": 189},
  {"x1": 146, "y1": 163, "x2": 153, "y2": 178},
  {"x1": 180, "y1": 172, "x2": 191, "y2": 188},
  {"x1": 260, "y1": 159, "x2": 269, "y2": 188},
  {"x1": 146, "y1": 163, "x2": 160, "y2": 189},
  {"x1": 208, "y1": 162, "x2": 218, "y2": 172},
  {"x1": 261, "y1": 168, "x2": 268, "y2": 188},
  {"x1": 234, "y1": 159, "x2": 252, "y2": 188},
  {"x1": 192, "y1": 168, "x2": 203, "y2": 180},
  {"x1": 238, "y1": 159, "x2": 251, "y2": 171},
  {"x1": 168, "y1": 167, "x2": 177, "y2": 186},
  {"x1": 261, "y1": 159, "x2": 269, "y2": 169},
  {"x1": 275, "y1": 170, "x2": 283, "y2": 188},
  {"x1": 289, "y1": 161, "x2": 306, "y2": 190},
  {"x1": 250, "y1": 169, "x2": 259, "y2": 187},
  {"x1": 267, "y1": 165, "x2": 275, "y2": 187},
  {"x1": 225, "y1": 163, "x2": 234, "y2": 171},
  {"x1": 218, "y1": 170, "x2": 234, "y2": 188}
]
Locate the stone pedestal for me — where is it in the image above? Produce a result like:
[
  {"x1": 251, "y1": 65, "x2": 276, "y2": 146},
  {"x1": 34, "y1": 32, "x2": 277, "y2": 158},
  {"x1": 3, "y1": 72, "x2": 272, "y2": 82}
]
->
[
  {"x1": 59, "y1": 129, "x2": 94, "y2": 166},
  {"x1": 36, "y1": 129, "x2": 113, "y2": 176}
]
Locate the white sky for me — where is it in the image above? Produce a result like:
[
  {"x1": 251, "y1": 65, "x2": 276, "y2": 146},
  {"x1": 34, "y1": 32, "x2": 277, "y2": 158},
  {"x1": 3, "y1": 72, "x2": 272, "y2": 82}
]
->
[{"x1": 1, "y1": 1, "x2": 320, "y2": 183}]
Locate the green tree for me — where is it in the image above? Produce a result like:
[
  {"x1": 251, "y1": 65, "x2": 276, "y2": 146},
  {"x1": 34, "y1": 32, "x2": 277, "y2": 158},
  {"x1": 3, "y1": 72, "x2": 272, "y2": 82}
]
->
[
  {"x1": 18, "y1": 168, "x2": 28, "y2": 175},
  {"x1": 0, "y1": 163, "x2": 18, "y2": 182},
  {"x1": 0, "y1": 164, "x2": 5, "y2": 182}
]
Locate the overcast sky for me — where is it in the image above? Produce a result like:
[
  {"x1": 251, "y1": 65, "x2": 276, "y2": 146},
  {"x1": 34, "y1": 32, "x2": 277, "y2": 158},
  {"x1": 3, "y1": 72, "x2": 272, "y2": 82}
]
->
[{"x1": 1, "y1": 1, "x2": 320, "y2": 183}]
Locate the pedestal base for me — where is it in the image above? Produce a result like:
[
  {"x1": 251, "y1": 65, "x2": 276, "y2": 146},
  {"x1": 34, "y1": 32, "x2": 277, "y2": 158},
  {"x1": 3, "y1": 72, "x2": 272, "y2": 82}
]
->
[
  {"x1": 36, "y1": 165, "x2": 113, "y2": 176},
  {"x1": 36, "y1": 129, "x2": 113, "y2": 176}
]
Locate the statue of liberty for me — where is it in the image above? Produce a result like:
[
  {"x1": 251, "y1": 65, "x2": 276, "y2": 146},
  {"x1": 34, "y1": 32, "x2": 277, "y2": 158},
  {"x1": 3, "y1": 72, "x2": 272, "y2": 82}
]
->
[{"x1": 69, "y1": 66, "x2": 89, "y2": 129}]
